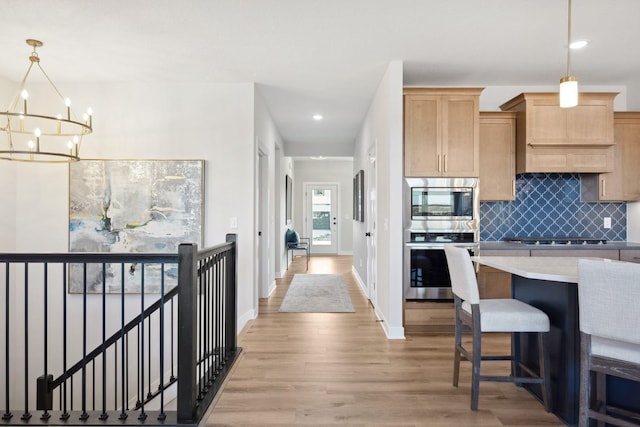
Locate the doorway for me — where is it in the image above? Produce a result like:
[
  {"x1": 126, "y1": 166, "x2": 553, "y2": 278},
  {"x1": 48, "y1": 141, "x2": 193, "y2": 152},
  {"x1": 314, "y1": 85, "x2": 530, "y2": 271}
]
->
[{"x1": 304, "y1": 183, "x2": 339, "y2": 254}]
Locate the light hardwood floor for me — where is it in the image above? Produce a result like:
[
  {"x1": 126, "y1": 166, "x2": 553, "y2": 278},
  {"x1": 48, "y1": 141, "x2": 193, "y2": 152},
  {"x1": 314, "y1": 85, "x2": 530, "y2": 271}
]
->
[{"x1": 205, "y1": 255, "x2": 563, "y2": 426}]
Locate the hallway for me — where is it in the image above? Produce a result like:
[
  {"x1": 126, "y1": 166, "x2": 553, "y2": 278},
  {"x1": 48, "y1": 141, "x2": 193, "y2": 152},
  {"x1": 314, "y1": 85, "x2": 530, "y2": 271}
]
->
[{"x1": 205, "y1": 255, "x2": 562, "y2": 426}]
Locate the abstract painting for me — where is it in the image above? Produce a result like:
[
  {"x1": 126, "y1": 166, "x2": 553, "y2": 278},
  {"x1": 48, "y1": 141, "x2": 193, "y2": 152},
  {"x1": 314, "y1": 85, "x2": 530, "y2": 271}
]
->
[{"x1": 69, "y1": 159, "x2": 204, "y2": 293}]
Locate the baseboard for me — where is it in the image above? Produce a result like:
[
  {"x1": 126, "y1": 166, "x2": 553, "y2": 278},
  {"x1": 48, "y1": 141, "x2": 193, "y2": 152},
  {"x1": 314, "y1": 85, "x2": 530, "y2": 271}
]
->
[
  {"x1": 350, "y1": 266, "x2": 405, "y2": 340},
  {"x1": 351, "y1": 265, "x2": 368, "y2": 298},
  {"x1": 237, "y1": 307, "x2": 257, "y2": 333},
  {"x1": 268, "y1": 280, "x2": 276, "y2": 296},
  {"x1": 338, "y1": 250, "x2": 353, "y2": 255},
  {"x1": 275, "y1": 270, "x2": 283, "y2": 279}
]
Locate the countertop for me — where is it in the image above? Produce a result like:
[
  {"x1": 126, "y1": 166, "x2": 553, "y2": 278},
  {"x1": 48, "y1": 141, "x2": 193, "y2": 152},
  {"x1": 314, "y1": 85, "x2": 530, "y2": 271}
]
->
[
  {"x1": 471, "y1": 255, "x2": 617, "y2": 283},
  {"x1": 479, "y1": 241, "x2": 640, "y2": 250}
]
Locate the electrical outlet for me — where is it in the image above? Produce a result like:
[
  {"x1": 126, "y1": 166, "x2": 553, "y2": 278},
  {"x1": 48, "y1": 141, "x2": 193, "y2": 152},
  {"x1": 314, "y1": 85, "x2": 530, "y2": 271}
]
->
[{"x1": 604, "y1": 217, "x2": 611, "y2": 229}]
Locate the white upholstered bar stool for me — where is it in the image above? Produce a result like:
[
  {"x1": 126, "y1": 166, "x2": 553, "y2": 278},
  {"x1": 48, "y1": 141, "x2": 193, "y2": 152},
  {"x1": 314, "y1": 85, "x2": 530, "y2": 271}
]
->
[
  {"x1": 444, "y1": 245, "x2": 551, "y2": 412},
  {"x1": 578, "y1": 259, "x2": 640, "y2": 427}
]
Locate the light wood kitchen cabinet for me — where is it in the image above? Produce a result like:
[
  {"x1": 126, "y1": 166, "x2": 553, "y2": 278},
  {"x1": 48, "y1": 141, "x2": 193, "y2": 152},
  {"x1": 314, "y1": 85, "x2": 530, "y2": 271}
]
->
[
  {"x1": 499, "y1": 92, "x2": 617, "y2": 173},
  {"x1": 479, "y1": 112, "x2": 516, "y2": 201},
  {"x1": 581, "y1": 112, "x2": 640, "y2": 202},
  {"x1": 404, "y1": 88, "x2": 483, "y2": 177},
  {"x1": 476, "y1": 249, "x2": 529, "y2": 299},
  {"x1": 620, "y1": 250, "x2": 640, "y2": 264}
]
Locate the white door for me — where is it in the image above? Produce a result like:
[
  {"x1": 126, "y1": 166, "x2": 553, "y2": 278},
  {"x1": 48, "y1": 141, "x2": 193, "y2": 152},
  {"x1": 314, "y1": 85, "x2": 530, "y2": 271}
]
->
[
  {"x1": 304, "y1": 183, "x2": 338, "y2": 254},
  {"x1": 367, "y1": 148, "x2": 377, "y2": 305},
  {"x1": 258, "y1": 151, "x2": 270, "y2": 298}
]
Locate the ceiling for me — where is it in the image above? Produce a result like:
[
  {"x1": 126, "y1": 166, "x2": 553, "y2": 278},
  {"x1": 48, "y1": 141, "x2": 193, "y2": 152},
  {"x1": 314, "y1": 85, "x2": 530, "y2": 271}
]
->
[{"x1": 1, "y1": 0, "x2": 639, "y2": 156}]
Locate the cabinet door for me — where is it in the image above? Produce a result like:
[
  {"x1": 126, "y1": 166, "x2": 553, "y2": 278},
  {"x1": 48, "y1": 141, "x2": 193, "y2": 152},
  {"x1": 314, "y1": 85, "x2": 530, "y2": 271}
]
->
[
  {"x1": 442, "y1": 95, "x2": 479, "y2": 176},
  {"x1": 581, "y1": 112, "x2": 640, "y2": 201},
  {"x1": 404, "y1": 95, "x2": 440, "y2": 176},
  {"x1": 479, "y1": 113, "x2": 516, "y2": 201},
  {"x1": 476, "y1": 249, "x2": 530, "y2": 299},
  {"x1": 620, "y1": 250, "x2": 640, "y2": 264}
]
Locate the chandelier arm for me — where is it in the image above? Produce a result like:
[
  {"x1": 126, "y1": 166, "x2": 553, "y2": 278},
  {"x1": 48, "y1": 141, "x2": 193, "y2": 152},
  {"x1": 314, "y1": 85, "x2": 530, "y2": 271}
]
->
[
  {"x1": 36, "y1": 62, "x2": 68, "y2": 105},
  {"x1": 7, "y1": 62, "x2": 35, "y2": 112}
]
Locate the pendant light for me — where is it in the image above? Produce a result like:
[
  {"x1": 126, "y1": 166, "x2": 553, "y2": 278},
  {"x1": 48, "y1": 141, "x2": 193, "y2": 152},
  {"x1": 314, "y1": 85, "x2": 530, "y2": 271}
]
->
[{"x1": 560, "y1": 0, "x2": 578, "y2": 108}]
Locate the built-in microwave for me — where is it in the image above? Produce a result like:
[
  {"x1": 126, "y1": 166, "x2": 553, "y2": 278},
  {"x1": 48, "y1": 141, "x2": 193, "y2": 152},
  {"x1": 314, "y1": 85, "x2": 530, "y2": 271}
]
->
[{"x1": 404, "y1": 177, "x2": 480, "y2": 236}]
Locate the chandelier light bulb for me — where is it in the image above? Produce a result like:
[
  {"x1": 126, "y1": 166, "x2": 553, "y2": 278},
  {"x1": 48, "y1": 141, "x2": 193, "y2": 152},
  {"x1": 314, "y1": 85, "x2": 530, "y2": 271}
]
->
[
  {"x1": 21, "y1": 90, "x2": 29, "y2": 100},
  {"x1": 73, "y1": 135, "x2": 79, "y2": 144},
  {"x1": 34, "y1": 128, "x2": 42, "y2": 138},
  {"x1": 67, "y1": 140, "x2": 73, "y2": 149},
  {"x1": 87, "y1": 107, "x2": 93, "y2": 116},
  {"x1": 28, "y1": 140, "x2": 35, "y2": 149},
  {"x1": 64, "y1": 98, "x2": 71, "y2": 107}
]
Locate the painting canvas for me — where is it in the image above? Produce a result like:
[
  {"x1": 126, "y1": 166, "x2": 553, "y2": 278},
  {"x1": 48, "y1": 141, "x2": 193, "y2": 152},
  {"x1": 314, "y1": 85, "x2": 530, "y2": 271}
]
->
[{"x1": 69, "y1": 159, "x2": 204, "y2": 293}]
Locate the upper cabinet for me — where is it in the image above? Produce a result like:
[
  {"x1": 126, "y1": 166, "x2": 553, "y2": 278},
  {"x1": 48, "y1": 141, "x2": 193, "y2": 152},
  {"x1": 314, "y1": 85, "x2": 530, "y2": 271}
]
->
[
  {"x1": 581, "y1": 112, "x2": 640, "y2": 202},
  {"x1": 404, "y1": 88, "x2": 483, "y2": 177},
  {"x1": 499, "y1": 92, "x2": 617, "y2": 173},
  {"x1": 479, "y1": 112, "x2": 516, "y2": 201}
]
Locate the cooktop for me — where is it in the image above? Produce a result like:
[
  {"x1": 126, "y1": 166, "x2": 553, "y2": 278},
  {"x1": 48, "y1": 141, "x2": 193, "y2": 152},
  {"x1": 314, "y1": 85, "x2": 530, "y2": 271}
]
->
[{"x1": 504, "y1": 237, "x2": 607, "y2": 245}]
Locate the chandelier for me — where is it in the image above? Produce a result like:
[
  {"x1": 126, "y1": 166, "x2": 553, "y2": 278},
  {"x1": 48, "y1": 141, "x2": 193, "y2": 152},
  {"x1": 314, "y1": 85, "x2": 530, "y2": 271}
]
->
[
  {"x1": 0, "y1": 39, "x2": 93, "y2": 162},
  {"x1": 559, "y1": 0, "x2": 578, "y2": 108}
]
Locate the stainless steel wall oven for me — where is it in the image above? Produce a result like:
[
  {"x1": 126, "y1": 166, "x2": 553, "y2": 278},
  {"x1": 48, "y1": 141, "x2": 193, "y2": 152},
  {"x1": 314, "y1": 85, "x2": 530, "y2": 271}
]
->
[{"x1": 404, "y1": 178, "x2": 479, "y2": 300}]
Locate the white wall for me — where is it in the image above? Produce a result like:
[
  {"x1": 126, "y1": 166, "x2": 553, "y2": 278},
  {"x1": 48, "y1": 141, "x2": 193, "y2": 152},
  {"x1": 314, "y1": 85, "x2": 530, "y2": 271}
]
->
[
  {"x1": 1, "y1": 80, "x2": 261, "y2": 408},
  {"x1": 276, "y1": 155, "x2": 293, "y2": 276},
  {"x1": 352, "y1": 61, "x2": 404, "y2": 339},
  {"x1": 0, "y1": 77, "x2": 16, "y2": 250},
  {"x1": 254, "y1": 88, "x2": 283, "y2": 298},
  {"x1": 292, "y1": 159, "x2": 354, "y2": 255}
]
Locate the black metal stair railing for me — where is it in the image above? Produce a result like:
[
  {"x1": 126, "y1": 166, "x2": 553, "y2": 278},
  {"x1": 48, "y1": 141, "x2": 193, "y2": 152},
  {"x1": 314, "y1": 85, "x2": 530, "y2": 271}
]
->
[{"x1": 0, "y1": 234, "x2": 241, "y2": 426}]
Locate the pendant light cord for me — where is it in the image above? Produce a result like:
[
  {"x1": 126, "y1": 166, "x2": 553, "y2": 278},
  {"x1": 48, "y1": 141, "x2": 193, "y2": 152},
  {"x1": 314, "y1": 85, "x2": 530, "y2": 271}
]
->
[{"x1": 566, "y1": 0, "x2": 572, "y2": 76}]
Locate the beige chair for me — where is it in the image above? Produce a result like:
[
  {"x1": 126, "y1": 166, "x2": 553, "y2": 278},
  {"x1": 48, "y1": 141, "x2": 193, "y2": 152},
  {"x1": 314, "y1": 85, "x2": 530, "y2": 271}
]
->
[
  {"x1": 578, "y1": 259, "x2": 640, "y2": 427},
  {"x1": 444, "y1": 245, "x2": 551, "y2": 411}
]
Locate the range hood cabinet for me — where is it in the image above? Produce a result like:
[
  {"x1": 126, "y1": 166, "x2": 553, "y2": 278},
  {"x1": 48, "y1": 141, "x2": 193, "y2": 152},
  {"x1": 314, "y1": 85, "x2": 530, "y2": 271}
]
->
[{"x1": 500, "y1": 92, "x2": 618, "y2": 174}]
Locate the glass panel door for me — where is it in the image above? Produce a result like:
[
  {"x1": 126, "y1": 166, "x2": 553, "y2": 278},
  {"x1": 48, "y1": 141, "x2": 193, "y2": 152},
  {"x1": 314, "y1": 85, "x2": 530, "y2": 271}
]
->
[{"x1": 305, "y1": 184, "x2": 338, "y2": 254}]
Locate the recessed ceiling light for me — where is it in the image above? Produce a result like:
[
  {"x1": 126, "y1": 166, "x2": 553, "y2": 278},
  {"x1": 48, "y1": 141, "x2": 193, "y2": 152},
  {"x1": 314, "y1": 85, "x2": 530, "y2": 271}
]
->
[
  {"x1": 310, "y1": 156, "x2": 327, "y2": 160},
  {"x1": 313, "y1": 114, "x2": 323, "y2": 121},
  {"x1": 570, "y1": 39, "x2": 590, "y2": 49}
]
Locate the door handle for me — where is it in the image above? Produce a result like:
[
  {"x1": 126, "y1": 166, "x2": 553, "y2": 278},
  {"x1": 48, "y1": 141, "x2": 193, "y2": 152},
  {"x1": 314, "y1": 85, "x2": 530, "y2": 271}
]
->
[{"x1": 365, "y1": 232, "x2": 371, "y2": 237}]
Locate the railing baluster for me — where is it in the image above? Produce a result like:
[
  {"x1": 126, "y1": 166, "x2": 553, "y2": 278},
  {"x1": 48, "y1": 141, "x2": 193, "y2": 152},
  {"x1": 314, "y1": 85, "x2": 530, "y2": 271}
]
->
[
  {"x1": 100, "y1": 262, "x2": 108, "y2": 420},
  {"x1": 113, "y1": 341, "x2": 117, "y2": 412},
  {"x1": 170, "y1": 297, "x2": 175, "y2": 382},
  {"x1": 2, "y1": 262, "x2": 11, "y2": 421},
  {"x1": 80, "y1": 263, "x2": 88, "y2": 421},
  {"x1": 119, "y1": 265, "x2": 127, "y2": 420},
  {"x1": 41, "y1": 263, "x2": 51, "y2": 420},
  {"x1": 138, "y1": 264, "x2": 146, "y2": 421},
  {"x1": 61, "y1": 264, "x2": 69, "y2": 420},
  {"x1": 158, "y1": 263, "x2": 166, "y2": 421},
  {"x1": 22, "y1": 262, "x2": 31, "y2": 421},
  {"x1": 198, "y1": 258, "x2": 203, "y2": 400},
  {"x1": 147, "y1": 313, "x2": 151, "y2": 399}
]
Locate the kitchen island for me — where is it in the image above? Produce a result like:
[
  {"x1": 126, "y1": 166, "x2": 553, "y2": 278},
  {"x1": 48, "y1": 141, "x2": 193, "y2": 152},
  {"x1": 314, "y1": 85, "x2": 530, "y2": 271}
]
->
[{"x1": 471, "y1": 256, "x2": 640, "y2": 426}]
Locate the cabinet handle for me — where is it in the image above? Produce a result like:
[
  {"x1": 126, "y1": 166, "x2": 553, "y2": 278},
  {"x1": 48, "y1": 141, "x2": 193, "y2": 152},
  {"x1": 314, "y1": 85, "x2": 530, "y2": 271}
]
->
[
  {"x1": 512, "y1": 180, "x2": 516, "y2": 198},
  {"x1": 444, "y1": 154, "x2": 448, "y2": 173},
  {"x1": 437, "y1": 154, "x2": 441, "y2": 172},
  {"x1": 601, "y1": 179, "x2": 606, "y2": 197}
]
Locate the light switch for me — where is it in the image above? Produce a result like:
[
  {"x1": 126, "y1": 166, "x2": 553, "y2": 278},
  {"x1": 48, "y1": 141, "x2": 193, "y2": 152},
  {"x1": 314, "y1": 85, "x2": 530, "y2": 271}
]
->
[
  {"x1": 230, "y1": 217, "x2": 238, "y2": 229},
  {"x1": 604, "y1": 217, "x2": 611, "y2": 229}
]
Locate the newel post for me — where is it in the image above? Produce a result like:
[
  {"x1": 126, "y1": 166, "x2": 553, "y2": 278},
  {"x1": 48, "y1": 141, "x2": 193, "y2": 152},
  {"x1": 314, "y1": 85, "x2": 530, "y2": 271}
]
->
[
  {"x1": 225, "y1": 234, "x2": 238, "y2": 350},
  {"x1": 177, "y1": 243, "x2": 198, "y2": 423}
]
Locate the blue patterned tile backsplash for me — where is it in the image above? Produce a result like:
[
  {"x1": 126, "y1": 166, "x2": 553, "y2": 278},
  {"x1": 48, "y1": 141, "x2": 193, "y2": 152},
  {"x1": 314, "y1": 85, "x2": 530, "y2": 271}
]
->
[{"x1": 480, "y1": 173, "x2": 627, "y2": 241}]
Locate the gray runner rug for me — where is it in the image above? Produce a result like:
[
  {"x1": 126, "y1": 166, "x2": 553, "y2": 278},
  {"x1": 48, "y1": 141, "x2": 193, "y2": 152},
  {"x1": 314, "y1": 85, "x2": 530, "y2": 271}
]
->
[{"x1": 279, "y1": 274, "x2": 355, "y2": 313}]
